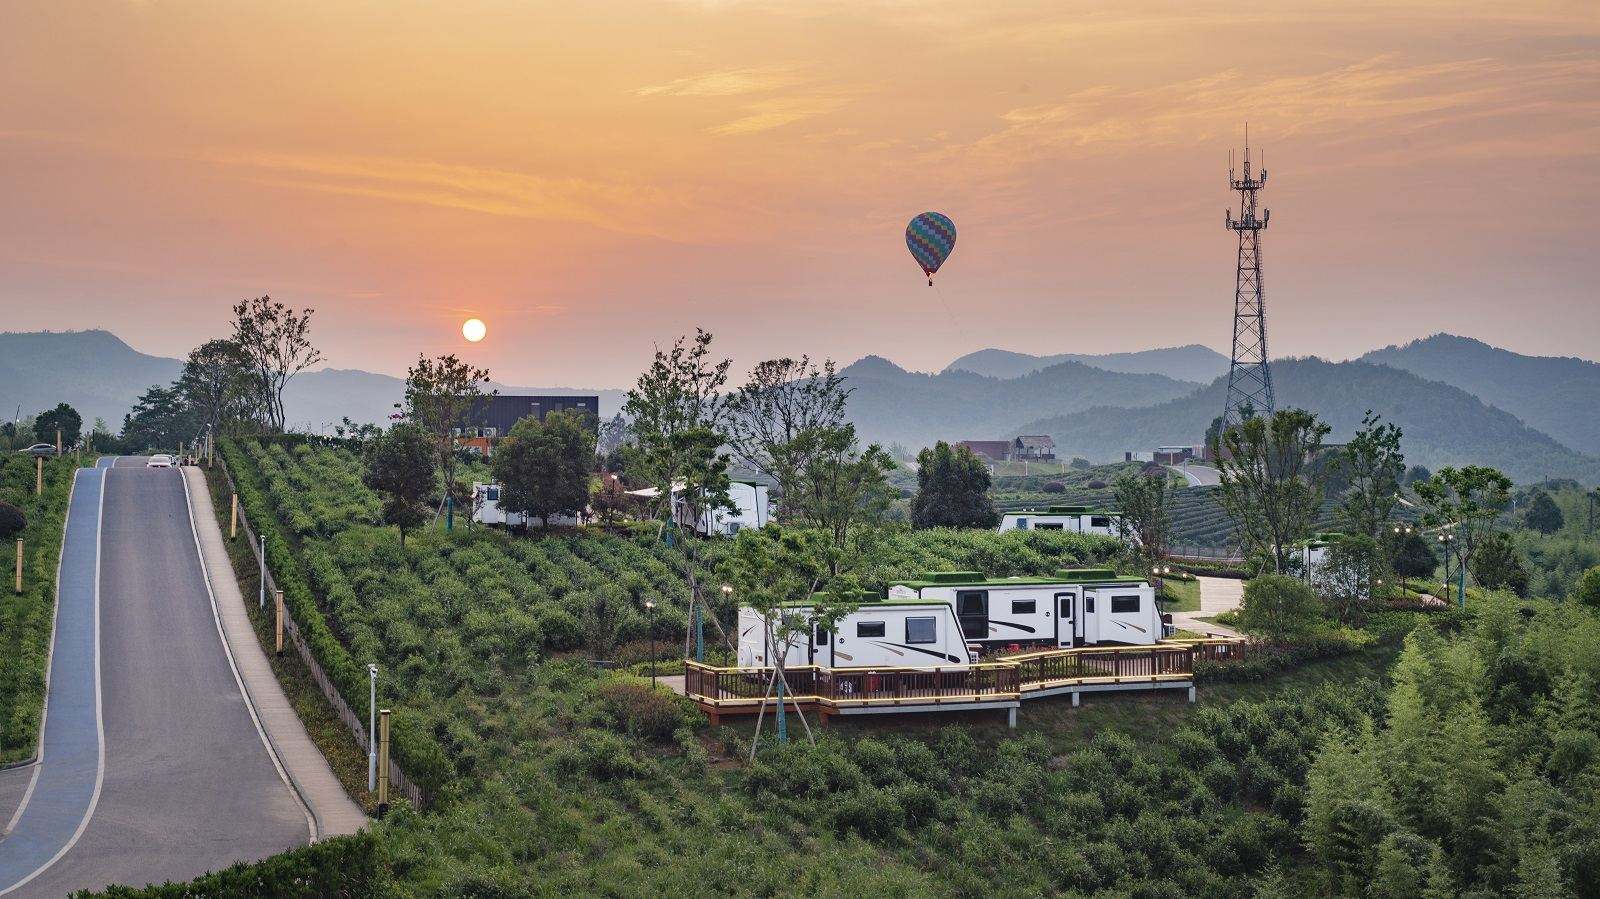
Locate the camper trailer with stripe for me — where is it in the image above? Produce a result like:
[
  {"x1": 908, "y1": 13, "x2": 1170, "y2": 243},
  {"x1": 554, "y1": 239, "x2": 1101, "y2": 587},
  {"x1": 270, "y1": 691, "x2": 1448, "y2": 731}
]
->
[
  {"x1": 886, "y1": 569, "x2": 1162, "y2": 650},
  {"x1": 737, "y1": 569, "x2": 1164, "y2": 670}
]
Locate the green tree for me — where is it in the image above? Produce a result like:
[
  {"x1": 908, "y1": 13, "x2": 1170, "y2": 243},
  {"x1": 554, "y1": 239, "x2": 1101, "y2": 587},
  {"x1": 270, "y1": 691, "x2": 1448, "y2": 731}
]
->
[
  {"x1": 1238, "y1": 574, "x2": 1321, "y2": 641},
  {"x1": 1112, "y1": 471, "x2": 1172, "y2": 576},
  {"x1": 1336, "y1": 411, "x2": 1405, "y2": 540},
  {"x1": 1311, "y1": 534, "x2": 1382, "y2": 622},
  {"x1": 1391, "y1": 531, "x2": 1438, "y2": 591},
  {"x1": 491, "y1": 409, "x2": 597, "y2": 529},
  {"x1": 229, "y1": 295, "x2": 322, "y2": 432},
  {"x1": 1574, "y1": 565, "x2": 1600, "y2": 609},
  {"x1": 402, "y1": 354, "x2": 493, "y2": 519},
  {"x1": 178, "y1": 338, "x2": 259, "y2": 448},
  {"x1": 725, "y1": 356, "x2": 850, "y2": 515},
  {"x1": 0, "y1": 502, "x2": 25, "y2": 541},
  {"x1": 782, "y1": 424, "x2": 894, "y2": 571},
  {"x1": 719, "y1": 526, "x2": 862, "y2": 750},
  {"x1": 1470, "y1": 531, "x2": 1529, "y2": 596},
  {"x1": 120, "y1": 383, "x2": 199, "y2": 450},
  {"x1": 1210, "y1": 408, "x2": 1331, "y2": 574},
  {"x1": 622, "y1": 329, "x2": 735, "y2": 656},
  {"x1": 910, "y1": 441, "x2": 998, "y2": 529},
  {"x1": 1523, "y1": 491, "x2": 1564, "y2": 535},
  {"x1": 34, "y1": 403, "x2": 82, "y2": 448},
  {"x1": 362, "y1": 423, "x2": 436, "y2": 547},
  {"x1": 1413, "y1": 465, "x2": 1512, "y2": 584}
]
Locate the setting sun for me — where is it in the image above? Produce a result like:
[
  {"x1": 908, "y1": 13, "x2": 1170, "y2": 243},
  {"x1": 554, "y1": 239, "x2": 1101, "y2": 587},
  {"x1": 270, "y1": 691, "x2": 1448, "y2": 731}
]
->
[{"x1": 462, "y1": 318, "x2": 487, "y2": 343}]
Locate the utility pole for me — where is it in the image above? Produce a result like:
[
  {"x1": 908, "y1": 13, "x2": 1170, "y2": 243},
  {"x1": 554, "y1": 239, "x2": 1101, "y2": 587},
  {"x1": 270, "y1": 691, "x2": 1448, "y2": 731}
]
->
[{"x1": 1222, "y1": 126, "x2": 1275, "y2": 429}]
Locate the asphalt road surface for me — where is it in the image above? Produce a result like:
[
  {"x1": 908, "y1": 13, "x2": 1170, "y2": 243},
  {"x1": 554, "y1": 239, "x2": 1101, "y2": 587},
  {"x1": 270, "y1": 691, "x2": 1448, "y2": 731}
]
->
[{"x1": 0, "y1": 458, "x2": 310, "y2": 896}]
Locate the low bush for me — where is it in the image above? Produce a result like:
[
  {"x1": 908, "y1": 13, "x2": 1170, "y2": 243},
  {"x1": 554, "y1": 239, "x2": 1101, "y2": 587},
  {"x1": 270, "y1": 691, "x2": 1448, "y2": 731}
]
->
[
  {"x1": 585, "y1": 676, "x2": 695, "y2": 743},
  {"x1": 72, "y1": 831, "x2": 387, "y2": 898}
]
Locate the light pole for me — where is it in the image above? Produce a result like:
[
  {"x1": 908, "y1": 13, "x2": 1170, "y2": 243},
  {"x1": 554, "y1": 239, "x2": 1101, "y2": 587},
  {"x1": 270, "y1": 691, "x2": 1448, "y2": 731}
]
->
[
  {"x1": 1392, "y1": 524, "x2": 1414, "y2": 593},
  {"x1": 367, "y1": 664, "x2": 378, "y2": 793},
  {"x1": 259, "y1": 532, "x2": 267, "y2": 609},
  {"x1": 1438, "y1": 529, "x2": 1458, "y2": 607},
  {"x1": 644, "y1": 599, "x2": 657, "y2": 688}
]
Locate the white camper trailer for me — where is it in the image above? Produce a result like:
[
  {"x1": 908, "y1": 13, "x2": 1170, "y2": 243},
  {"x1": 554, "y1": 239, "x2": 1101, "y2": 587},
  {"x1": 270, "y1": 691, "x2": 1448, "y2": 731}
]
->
[
  {"x1": 630, "y1": 480, "x2": 772, "y2": 537},
  {"x1": 738, "y1": 599, "x2": 972, "y2": 669},
  {"x1": 471, "y1": 482, "x2": 582, "y2": 528},
  {"x1": 887, "y1": 569, "x2": 1162, "y2": 649},
  {"x1": 736, "y1": 569, "x2": 1164, "y2": 671},
  {"x1": 998, "y1": 506, "x2": 1122, "y2": 537}
]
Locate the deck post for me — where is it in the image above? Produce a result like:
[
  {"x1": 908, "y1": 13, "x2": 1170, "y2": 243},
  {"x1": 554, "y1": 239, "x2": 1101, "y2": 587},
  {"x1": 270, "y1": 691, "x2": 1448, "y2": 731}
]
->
[
  {"x1": 1188, "y1": 685, "x2": 1196, "y2": 703},
  {"x1": 1071, "y1": 690, "x2": 1080, "y2": 707},
  {"x1": 1006, "y1": 707, "x2": 1017, "y2": 729}
]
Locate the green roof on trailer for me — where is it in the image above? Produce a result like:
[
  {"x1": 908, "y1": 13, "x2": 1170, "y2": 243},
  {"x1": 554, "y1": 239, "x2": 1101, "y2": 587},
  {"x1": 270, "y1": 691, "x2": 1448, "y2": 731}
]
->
[
  {"x1": 889, "y1": 568, "x2": 1144, "y2": 589},
  {"x1": 1005, "y1": 506, "x2": 1118, "y2": 516}
]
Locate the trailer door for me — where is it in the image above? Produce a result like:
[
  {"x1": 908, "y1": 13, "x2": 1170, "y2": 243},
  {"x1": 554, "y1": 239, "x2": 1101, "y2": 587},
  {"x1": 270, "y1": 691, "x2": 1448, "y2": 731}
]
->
[
  {"x1": 1054, "y1": 592, "x2": 1075, "y2": 647},
  {"x1": 955, "y1": 590, "x2": 989, "y2": 643}
]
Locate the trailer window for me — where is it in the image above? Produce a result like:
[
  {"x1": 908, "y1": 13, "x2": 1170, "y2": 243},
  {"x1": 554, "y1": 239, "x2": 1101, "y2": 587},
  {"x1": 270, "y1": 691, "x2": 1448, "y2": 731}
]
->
[
  {"x1": 485, "y1": 486, "x2": 500, "y2": 501},
  {"x1": 1058, "y1": 594, "x2": 1072, "y2": 617},
  {"x1": 1111, "y1": 595, "x2": 1141, "y2": 614},
  {"x1": 1011, "y1": 599, "x2": 1036, "y2": 614},
  {"x1": 956, "y1": 591, "x2": 987, "y2": 615},
  {"x1": 1036, "y1": 523, "x2": 1063, "y2": 530},
  {"x1": 1084, "y1": 596, "x2": 1095, "y2": 613},
  {"x1": 905, "y1": 617, "x2": 937, "y2": 644},
  {"x1": 856, "y1": 621, "x2": 886, "y2": 638},
  {"x1": 1091, "y1": 516, "x2": 1111, "y2": 528}
]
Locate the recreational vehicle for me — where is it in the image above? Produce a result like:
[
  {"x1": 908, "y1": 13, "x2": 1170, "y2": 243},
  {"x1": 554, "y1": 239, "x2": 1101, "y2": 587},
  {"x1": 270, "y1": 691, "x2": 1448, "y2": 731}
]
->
[
  {"x1": 471, "y1": 482, "x2": 582, "y2": 528},
  {"x1": 998, "y1": 506, "x2": 1122, "y2": 537},
  {"x1": 736, "y1": 568, "x2": 1165, "y2": 670},
  {"x1": 629, "y1": 480, "x2": 772, "y2": 536},
  {"x1": 737, "y1": 597, "x2": 972, "y2": 669},
  {"x1": 887, "y1": 569, "x2": 1162, "y2": 649}
]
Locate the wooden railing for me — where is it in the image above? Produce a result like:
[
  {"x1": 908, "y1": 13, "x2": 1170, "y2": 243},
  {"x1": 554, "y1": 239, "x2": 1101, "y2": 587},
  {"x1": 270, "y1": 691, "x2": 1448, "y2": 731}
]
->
[{"x1": 684, "y1": 638, "x2": 1249, "y2": 711}]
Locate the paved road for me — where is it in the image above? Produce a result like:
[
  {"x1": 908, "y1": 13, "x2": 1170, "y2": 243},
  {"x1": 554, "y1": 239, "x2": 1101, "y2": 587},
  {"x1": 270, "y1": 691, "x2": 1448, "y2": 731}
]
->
[
  {"x1": 1171, "y1": 575, "x2": 1245, "y2": 638},
  {"x1": 0, "y1": 459, "x2": 310, "y2": 896},
  {"x1": 1167, "y1": 463, "x2": 1222, "y2": 487}
]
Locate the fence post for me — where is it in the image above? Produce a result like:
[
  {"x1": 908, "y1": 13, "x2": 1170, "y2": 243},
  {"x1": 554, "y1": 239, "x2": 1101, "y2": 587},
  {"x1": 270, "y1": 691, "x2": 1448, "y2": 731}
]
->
[
  {"x1": 275, "y1": 589, "x2": 285, "y2": 653},
  {"x1": 36, "y1": 456, "x2": 43, "y2": 495},
  {"x1": 259, "y1": 533, "x2": 266, "y2": 609},
  {"x1": 13, "y1": 539, "x2": 21, "y2": 594},
  {"x1": 377, "y1": 709, "x2": 392, "y2": 819},
  {"x1": 230, "y1": 493, "x2": 238, "y2": 540}
]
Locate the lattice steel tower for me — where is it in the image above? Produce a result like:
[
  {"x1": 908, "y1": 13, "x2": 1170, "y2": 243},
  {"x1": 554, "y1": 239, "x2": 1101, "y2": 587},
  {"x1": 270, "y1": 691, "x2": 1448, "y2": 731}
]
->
[{"x1": 1222, "y1": 133, "x2": 1274, "y2": 427}]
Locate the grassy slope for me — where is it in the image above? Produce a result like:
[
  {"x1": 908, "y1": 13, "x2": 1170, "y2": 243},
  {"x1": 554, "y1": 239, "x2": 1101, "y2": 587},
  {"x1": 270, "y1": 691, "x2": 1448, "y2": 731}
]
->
[{"x1": 0, "y1": 455, "x2": 89, "y2": 765}]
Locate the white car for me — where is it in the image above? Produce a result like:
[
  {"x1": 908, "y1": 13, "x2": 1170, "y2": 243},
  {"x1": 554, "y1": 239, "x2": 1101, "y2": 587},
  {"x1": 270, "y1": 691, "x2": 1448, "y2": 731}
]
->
[{"x1": 146, "y1": 454, "x2": 175, "y2": 468}]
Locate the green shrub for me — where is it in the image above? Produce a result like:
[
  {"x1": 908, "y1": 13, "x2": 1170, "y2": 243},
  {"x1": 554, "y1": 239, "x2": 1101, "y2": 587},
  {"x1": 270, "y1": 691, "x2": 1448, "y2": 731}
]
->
[
  {"x1": 1239, "y1": 575, "x2": 1322, "y2": 641},
  {"x1": 72, "y1": 831, "x2": 387, "y2": 898},
  {"x1": 587, "y1": 677, "x2": 693, "y2": 743}
]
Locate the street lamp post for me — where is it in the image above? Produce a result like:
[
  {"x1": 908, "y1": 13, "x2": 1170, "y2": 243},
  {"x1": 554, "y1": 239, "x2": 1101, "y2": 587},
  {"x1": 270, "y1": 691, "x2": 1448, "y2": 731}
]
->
[
  {"x1": 367, "y1": 664, "x2": 378, "y2": 793},
  {"x1": 1438, "y1": 529, "x2": 1459, "y2": 607},
  {"x1": 645, "y1": 599, "x2": 658, "y2": 688},
  {"x1": 1392, "y1": 524, "x2": 1414, "y2": 593}
]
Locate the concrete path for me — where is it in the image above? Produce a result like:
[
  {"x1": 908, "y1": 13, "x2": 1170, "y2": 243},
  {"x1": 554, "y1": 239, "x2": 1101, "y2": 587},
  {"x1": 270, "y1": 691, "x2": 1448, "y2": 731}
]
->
[
  {"x1": 1167, "y1": 463, "x2": 1222, "y2": 487},
  {"x1": 181, "y1": 466, "x2": 366, "y2": 839},
  {"x1": 1170, "y1": 575, "x2": 1245, "y2": 638},
  {"x1": 0, "y1": 459, "x2": 312, "y2": 897}
]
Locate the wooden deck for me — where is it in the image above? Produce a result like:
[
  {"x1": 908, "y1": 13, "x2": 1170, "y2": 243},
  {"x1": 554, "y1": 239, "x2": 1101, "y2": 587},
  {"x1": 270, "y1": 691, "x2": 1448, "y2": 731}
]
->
[{"x1": 683, "y1": 638, "x2": 1248, "y2": 727}]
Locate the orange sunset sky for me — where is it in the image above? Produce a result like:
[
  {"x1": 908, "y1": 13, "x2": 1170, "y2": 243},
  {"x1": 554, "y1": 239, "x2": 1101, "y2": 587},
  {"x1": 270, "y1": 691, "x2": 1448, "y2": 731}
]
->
[{"x1": 1, "y1": 1, "x2": 1595, "y2": 386}]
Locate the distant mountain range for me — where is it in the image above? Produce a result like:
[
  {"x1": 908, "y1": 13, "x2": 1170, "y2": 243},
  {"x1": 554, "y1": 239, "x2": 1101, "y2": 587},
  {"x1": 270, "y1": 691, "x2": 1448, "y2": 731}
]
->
[
  {"x1": 7, "y1": 329, "x2": 1598, "y2": 483},
  {"x1": 1011, "y1": 357, "x2": 1600, "y2": 484},
  {"x1": 944, "y1": 345, "x2": 1230, "y2": 383},
  {"x1": 0, "y1": 330, "x2": 625, "y2": 431},
  {"x1": 837, "y1": 355, "x2": 1198, "y2": 451},
  {"x1": 1361, "y1": 334, "x2": 1600, "y2": 452}
]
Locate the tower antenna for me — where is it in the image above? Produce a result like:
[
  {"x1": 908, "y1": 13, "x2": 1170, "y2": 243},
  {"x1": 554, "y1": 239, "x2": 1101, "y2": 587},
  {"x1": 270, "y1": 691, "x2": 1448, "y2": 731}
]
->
[{"x1": 1221, "y1": 125, "x2": 1274, "y2": 428}]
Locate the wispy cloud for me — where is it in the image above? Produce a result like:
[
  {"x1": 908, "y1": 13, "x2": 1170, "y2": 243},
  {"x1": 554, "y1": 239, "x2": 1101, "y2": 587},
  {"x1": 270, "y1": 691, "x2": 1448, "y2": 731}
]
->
[
  {"x1": 205, "y1": 151, "x2": 716, "y2": 240},
  {"x1": 637, "y1": 66, "x2": 801, "y2": 97},
  {"x1": 710, "y1": 96, "x2": 849, "y2": 135}
]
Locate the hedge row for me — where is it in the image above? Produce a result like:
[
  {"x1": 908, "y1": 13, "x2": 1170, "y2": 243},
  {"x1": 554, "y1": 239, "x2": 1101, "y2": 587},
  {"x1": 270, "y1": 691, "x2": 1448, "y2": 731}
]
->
[
  {"x1": 0, "y1": 455, "x2": 80, "y2": 764},
  {"x1": 71, "y1": 832, "x2": 386, "y2": 898},
  {"x1": 220, "y1": 438, "x2": 452, "y2": 796}
]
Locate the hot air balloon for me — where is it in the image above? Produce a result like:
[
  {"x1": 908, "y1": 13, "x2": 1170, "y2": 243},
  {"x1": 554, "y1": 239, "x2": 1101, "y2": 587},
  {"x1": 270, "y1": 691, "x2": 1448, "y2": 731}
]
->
[{"x1": 905, "y1": 212, "x2": 957, "y2": 285}]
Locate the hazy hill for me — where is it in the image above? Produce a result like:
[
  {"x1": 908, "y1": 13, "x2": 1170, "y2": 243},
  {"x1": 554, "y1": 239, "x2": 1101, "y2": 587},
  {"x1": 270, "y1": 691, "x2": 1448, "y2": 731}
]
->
[
  {"x1": 0, "y1": 330, "x2": 625, "y2": 432},
  {"x1": 1361, "y1": 334, "x2": 1600, "y2": 452},
  {"x1": 1016, "y1": 357, "x2": 1600, "y2": 483},
  {"x1": 0, "y1": 330, "x2": 184, "y2": 429},
  {"x1": 839, "y1": 354, "x2": 1200, "y2": 451},
  {"x1": 944, "y1": 344, "x2": 1229, "y2": 383}
]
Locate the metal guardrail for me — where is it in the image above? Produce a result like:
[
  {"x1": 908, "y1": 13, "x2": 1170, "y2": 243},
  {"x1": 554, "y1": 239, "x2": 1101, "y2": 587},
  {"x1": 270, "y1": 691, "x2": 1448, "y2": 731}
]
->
[
  {"x1": 683, "y1": 638, "x2": 1249, "y2": 713},
  {"x1": 217, "y1": 455, "x2": 428, "y2": 809}
]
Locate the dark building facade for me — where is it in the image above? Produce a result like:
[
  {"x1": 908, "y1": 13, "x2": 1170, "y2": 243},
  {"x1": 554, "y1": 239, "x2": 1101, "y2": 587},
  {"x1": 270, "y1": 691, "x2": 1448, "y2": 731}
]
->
[{"x1": 458, "y1": 395, "x2": 600, "y2": 437}]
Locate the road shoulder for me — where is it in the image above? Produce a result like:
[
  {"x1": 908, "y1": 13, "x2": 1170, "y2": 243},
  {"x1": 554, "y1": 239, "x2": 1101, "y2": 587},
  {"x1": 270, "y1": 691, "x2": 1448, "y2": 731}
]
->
[{"x1": 181, "y1": 467, "x2": 367, "y2": 839}]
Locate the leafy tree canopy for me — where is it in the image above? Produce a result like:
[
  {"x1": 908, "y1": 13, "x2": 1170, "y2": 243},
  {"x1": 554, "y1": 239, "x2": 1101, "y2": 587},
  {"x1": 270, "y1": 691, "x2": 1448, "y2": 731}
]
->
[
  {"x1": 910, "y1": 441, "x2": 998, "y2": 529},
  {"x1": 34, "y1": 403, "x2": 82, "y2": 448},
  {"x1": 492, "y1": 409, "x2": 597, "y2": 527}
]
